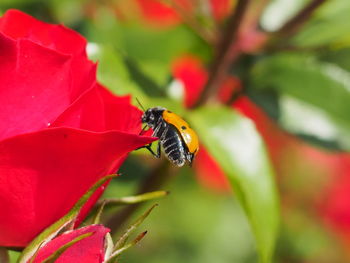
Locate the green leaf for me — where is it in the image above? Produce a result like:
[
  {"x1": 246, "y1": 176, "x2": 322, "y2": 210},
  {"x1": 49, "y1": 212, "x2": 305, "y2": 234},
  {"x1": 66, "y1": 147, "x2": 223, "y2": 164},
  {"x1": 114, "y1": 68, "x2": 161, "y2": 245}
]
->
[
  {"x1": 320, "y1": 48, "x2": 350, "y2": 72},
  {"x1": 291, "y1": 0, "x2": 350, "y2": 47},
  {"x1": 189, "y1": 107, "x2": 279, "y2": 263},
  {"x1": 278, "y1": 94, "x2": 350, "y2": 150},
  {"x1": 251, "y1": 53, "x2": 350, "y2": 150},
  {"x1": 88, "y1": 43, "x2": 167, "y2": 98},
  {"x1": 85, "y1": 7, "x2": 210, "y2": 96},
  {"x1": 41, "y1": 232, "x2": 93, "y2": 263},
  {"x1": 87, "y1": 44, "x2": 148, "y2": 98},
  {"x1": 17, "y1": 174, "x2": 117, "y2": 263},
  {"x1": 122, "y1": 55, "x2": 165, "y2": 97},
  {"x1": 85, "y1": 7, "x2": 199, "y2": 65}
]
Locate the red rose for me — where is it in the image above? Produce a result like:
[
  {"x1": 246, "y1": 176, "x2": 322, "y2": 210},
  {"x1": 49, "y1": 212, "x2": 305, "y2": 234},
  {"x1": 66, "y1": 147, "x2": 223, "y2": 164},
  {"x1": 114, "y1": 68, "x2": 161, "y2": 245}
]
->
[
  {"x1": 171, "y1": 55, "x2": 208, "y2": 108},
  {"x1": 0, "y1": 9, "x2": 155, "y2": 247},
  {"x1": 135, "y1": 0, "x2": 230, "y2": 28},
  {"x1": 29, "y1": 225, "x2": 111, "y2": 263}
]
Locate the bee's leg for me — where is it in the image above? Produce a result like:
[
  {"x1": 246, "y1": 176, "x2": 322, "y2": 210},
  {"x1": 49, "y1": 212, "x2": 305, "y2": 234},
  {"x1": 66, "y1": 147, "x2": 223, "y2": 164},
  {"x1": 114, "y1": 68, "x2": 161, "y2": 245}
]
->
[
  {"x1": 136, "y1": 142, "x2": 152, "y2": 151},
  {"x1": 137, "y1": 125, "x2": 152, "y2": 151},
  {"x1": 146, "y1": 143, "x2": 159, "y2": 158},
  {"x1": 139, "y1": 125, "x2": 148, "y2": 136},
  {"x1": 155, "y1": 140, "x2": 161, "y2": 158},
  {"x1": 137, "y1": 142, "x2": 161, "y2": 158},
  {"x1": 139, "y1": 121, "x2": 167, "y2": 158},
  {"x1": 149, "y1": 122, "x2": 168, "y2": 159},
  {"x1": 187, "y1": 153, "x2": 195, "y2": 167}
]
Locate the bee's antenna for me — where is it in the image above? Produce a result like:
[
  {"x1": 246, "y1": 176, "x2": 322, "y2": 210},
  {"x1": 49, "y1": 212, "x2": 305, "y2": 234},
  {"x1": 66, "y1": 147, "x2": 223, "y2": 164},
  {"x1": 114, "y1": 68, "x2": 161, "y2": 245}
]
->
[{"x1": 135, "y1": 97, "x2": 146, "y2": 111}]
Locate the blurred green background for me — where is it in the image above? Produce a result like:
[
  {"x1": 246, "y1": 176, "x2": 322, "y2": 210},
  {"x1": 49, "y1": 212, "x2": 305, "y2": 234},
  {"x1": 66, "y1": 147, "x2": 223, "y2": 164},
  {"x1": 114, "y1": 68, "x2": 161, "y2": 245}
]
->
[{"x1": 3, "y1": 0, "x2": 350, "y2": 262}]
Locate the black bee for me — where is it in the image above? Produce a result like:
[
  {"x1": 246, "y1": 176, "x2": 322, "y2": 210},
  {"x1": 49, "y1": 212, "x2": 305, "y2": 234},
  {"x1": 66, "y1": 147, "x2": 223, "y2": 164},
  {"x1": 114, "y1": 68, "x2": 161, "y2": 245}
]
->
[{"x1": 140, "y1": 107, "x2": 199, "y2": 167}]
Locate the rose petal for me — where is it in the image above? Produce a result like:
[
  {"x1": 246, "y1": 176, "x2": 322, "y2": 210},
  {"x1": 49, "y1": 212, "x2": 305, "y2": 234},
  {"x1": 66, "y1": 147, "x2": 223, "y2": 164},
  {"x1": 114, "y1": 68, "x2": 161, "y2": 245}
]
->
[
  {"x1": 135, "y1": 0, "x2": 182, "y2": 27},
  {"x1": 0, "y1": 9, "x2": 86, "y2": 56},
  {"x1": 97, "y1": 85, "x2": 143, "y2": 134},
  {"x1": 52, "y1": 84, "x2": 143, "y2": 134},
  {"x1": 209, "y1": 0, "x2": 231, "y2": 21},
  {"x1": 171, "y1": 55, "x2": 207, "y2": 108},
  {"x1": 0, "y1": 33, "x2": 95, "y2": 140},
  {"x1": 31, "y1": 225, "x2": 110, "y2": 263},
  {"x1": 194, "y1": 145, "x2": 230, "y2": 192},
  {"x1": 51, "y1": 85, "x2": 106, "y2": 132},
  {"x1": 0, "y1": 127, "x2": 155, "y2": 247}
]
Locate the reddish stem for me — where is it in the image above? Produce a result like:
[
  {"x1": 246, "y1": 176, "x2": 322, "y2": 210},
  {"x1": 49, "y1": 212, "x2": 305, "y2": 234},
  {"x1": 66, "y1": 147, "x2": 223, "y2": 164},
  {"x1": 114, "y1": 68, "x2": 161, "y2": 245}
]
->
[
  {"x1": 275, "y1": 0, "x2": 327, "y2": 37},
  {"x1": 192, "y1": 0, "x2": 250, "y2": 108}
]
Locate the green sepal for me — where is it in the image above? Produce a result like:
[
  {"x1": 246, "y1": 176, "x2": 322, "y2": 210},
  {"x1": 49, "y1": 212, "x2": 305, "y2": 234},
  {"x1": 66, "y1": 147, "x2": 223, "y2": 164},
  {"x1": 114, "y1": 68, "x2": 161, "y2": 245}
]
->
[
  {"x1": 17, "y1": 174, "x2": 117, "y2": 263},
  {"x1": 114, "y1": 204, "x2": 157, "y2": 250},
  {"x1": 106, "y1": 231, "x2": 148, "y2": 263}
]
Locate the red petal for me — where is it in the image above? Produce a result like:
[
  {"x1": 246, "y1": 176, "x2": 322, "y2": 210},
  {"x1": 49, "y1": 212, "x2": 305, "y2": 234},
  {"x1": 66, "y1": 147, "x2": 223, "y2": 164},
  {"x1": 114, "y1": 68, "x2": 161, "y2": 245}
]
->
[
  {"x1": 0, "y1": 128, "x2": 155, "y2": 247},
  {"x1": 52, "y1": 84, "x2": 143, "y2": 134},
  {"x1": 0, "y1": 9, "x2": 87, "y2": 56},
  {"x1": 0, "y1": 33, "x2": 95, "y2": 140},
  {"x1": 136, "y1": 0, "x2": 181, "y2": 27},
  {"x1": 194, "y1": 145, "x2": 230, "y2": 192},
  {"x1": 171, "y1": 55, "x2": 208, "y2": 108},
  {"x1": 97, "y1": 85, "x2": 143, "y2": 134},
  {"x1": 32, "y1": 225, "x2": 110, "y2": 263},
  {"x1": 217, "y1": 76, "x2": 242, "y2": 104},
  {"x1": 209, "y1": 0, "x2": 231, "y2": 21},
  {"x1": 51, "y1": 85, "x2": 106, "y2": 132}
]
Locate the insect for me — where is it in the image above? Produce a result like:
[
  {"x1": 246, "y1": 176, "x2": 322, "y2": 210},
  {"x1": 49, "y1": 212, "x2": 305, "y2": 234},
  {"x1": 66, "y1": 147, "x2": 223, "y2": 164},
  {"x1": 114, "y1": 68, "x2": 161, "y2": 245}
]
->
[{"x1": 139, "y1": 105, "x2": 199, "y2": 167}]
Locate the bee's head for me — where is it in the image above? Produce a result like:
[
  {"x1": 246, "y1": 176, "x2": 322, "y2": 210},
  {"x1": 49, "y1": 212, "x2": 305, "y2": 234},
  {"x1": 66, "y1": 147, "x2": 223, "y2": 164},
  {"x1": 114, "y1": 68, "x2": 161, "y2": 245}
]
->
[{"x1": 141, "y1": 107, "x2": 165, "y2": 127}]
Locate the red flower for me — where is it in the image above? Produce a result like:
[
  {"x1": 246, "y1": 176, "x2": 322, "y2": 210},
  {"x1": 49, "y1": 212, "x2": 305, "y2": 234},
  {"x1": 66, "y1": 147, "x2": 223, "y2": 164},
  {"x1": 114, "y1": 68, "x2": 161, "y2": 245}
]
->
[
  {"x1": 171, "y1": 55, "x2": 208, "y2": 108},
  {"x1": 135, "y1": 0, "x2": 230, "y2": 28},
  {"x1": 29, "y1": 225, "x2": 110, "y2": 263},
  {"x1": 194, "y1": 146, "x2": 230, "y2": 192},
  {"x1": 0, "y1": 9, "x2": 155, "y2": 247}
]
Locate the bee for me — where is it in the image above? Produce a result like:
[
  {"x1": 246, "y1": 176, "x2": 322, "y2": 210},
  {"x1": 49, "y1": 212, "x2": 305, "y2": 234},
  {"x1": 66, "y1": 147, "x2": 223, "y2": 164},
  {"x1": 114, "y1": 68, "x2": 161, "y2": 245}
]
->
[{"x1": 140, "y1": 106, "x2": 199, "y2": 167}]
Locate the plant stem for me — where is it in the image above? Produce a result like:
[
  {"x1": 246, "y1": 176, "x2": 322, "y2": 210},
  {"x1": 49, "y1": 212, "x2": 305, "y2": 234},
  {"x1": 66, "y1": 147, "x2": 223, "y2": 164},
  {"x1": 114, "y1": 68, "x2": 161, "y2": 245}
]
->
[
  {"x1": 105, "y1": 160, "x2": 171, "y2": 235},
  {"x1": 275, "y1": 0, "x2": 327, "y2": 37},
  {"x1": 0, "y1": 248, "x2": 9, "y2": 263},
  {"x1": 192, "y1": 0, "x2": 250, "y2": 108}
]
